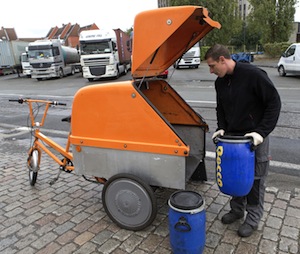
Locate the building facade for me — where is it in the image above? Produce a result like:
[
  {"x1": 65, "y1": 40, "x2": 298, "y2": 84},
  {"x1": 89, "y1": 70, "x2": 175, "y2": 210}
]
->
[
  {"x1": 158, "y1": 0, "x2": 170, "y2": 8},
  {"x1": 238, "y1": 0, "x2": 251, "y2": 20},
  {"x1": 46, "y1": 23, "x2": 99, "y2": 48}
]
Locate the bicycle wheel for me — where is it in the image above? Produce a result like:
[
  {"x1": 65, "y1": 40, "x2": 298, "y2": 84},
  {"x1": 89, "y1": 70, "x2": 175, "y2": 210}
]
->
[{"x1": 28, "y1": 149, "x2": 39, "y2": 186}]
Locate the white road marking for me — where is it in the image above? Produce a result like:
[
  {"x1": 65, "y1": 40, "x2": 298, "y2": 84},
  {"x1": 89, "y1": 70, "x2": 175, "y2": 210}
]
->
[{"x1": 206, "y1": 151, "x2": 300, "y2": 171}]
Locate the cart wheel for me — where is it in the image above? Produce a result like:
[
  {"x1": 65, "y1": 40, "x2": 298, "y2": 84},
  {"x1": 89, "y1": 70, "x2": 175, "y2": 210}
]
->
[
  {"x1": 102, "y1": 173, "x2": 157, "y2": 231},
  {"x1": 28, "y1": 149, "x2": 39, "y2": 186}
]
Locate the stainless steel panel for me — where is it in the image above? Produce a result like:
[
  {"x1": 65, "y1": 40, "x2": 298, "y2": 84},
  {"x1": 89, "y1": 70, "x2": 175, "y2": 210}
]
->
[{"x1": 72, "y1": 146, "x2": 186, "y2": 189}]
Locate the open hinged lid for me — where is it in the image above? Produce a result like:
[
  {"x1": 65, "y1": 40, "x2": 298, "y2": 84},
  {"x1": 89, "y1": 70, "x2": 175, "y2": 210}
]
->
[{"x1": 131, "y1": 6, "x2": 221, "y2": 78}]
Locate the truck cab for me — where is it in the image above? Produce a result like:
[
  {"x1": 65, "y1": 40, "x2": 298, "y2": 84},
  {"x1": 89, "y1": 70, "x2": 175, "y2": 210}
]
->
[
  {"x1": 21, "y1": 52, "x2": 31, "y2": 77},
  {"x1": 79, "y1": 29, "x2": 131, "y2": 82},
  {"x1": 28, "y1": 40, "x2": 79, "y2": 81},
  {"x1": 174, "y1": 43, "x2": 201, "y2": 69}
]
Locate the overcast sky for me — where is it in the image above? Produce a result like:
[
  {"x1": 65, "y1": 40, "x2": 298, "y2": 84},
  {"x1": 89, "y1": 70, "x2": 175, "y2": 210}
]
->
[
  {"x1": 1, "y1": 0, "x2": 300, "y2": 38},
  {"x1": 1, "y1": 0, "x2": 158, "y2": 38}
]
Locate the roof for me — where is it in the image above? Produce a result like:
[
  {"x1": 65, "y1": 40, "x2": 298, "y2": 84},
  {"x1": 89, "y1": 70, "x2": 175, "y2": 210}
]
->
[
  {"x1": 0, "y1": 27, "x2": 18, "y2": 40},
  {"x1": 46, "y1": 23, "x2": 99, "y2": 47}
]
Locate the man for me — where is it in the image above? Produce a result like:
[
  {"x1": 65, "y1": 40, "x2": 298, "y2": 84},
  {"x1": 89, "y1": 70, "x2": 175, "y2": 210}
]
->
[{"x1": 205, "y1": 44, "x2": 281, "y2": 237}]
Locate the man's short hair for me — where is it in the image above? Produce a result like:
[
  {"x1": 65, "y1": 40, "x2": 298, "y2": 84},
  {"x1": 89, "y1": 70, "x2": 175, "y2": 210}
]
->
[{"x1": 204, "y1": 44, "x2": 231, "y2": 61}]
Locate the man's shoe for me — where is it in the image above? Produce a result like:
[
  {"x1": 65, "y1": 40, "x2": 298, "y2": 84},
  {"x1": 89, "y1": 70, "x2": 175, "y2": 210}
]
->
[
  {"x1": 221, "y1": 211, "x2": 244, "y2": 224},
  {"x1": 238, "y1": 222, "x2": 258, "y2": 237}
]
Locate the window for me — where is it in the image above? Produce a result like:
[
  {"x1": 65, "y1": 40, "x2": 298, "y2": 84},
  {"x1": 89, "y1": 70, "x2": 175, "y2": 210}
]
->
[
  {"x1": 52, "y1": 47, "x2": 60, "y2": 56},
  {"x1": 286, "y1": 45, "x2": 296, "y2": 57}
]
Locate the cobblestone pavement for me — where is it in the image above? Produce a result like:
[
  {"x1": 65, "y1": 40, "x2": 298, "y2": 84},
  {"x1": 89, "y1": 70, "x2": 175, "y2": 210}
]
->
[
  {"x1": 0, "y1": 56, "x2": 298, "y2": 253},
  {"x1": 0, "y1": 148, "x2": 299, "y2": 254}
]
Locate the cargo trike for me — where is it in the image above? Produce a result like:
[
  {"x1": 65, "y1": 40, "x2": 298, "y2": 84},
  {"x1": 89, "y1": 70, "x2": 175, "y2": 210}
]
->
[{"x1": 10, "y1": 6, "x2": 220, "y2": 231}]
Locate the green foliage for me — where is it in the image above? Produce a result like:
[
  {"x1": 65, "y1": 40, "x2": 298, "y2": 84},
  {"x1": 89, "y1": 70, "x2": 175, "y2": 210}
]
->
[
  {"x1": 200, "y1": 46, "x2": 210, "y2": 60},
  {"x1": 170, "y1": 0, "x2": 297, "y2": 49},
  {"x1": 248, "y1": 0, "x2": 296, "y2": 43},
  {"x1": 169, "y1": 0, "x2": 242, "y2": 45},
  {"x1": 125, "y1": 27, "x2": 133, "y2": 36},
  {"x1": 263, "y1": 42, "x2": 292, "y2": 57}
]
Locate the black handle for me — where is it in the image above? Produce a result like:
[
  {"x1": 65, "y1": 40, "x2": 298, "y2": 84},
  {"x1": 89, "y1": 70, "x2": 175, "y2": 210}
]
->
[
  {"x1": 174, "y1": 217, "x2": 191, "y2": 232},
  {"x1": 9, "y1": 98, "x2": 24, "y2": 104},
  {"x1": 213, "y1": 136, "x2": 220, "y2": 145},
  {"x1": 51, "y1": 101, "x2": 67, "y2": 106}
]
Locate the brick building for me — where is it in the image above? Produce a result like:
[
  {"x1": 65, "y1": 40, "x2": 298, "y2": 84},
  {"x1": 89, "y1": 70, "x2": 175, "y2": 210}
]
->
[{"x1": 46, "y1": 23, "x2": 99, "y2": 48}]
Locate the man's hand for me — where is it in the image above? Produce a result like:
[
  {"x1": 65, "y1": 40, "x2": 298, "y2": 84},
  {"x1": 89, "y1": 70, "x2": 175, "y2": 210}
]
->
[
  {"x1": 212, "y1": 129, "x2": 225, "y2": 140},
  {"x1": 245, "y1": 132, "x2": 263, "y2": 146}
]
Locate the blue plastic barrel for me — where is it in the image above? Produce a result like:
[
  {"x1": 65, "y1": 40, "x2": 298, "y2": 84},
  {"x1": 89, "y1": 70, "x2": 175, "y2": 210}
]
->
[
  {"x1": 216, "y1": 136, "x2": 255, "y2": 196},
  {"x1": 168, "y1": 191, "x2": 206, "y2": 254}
]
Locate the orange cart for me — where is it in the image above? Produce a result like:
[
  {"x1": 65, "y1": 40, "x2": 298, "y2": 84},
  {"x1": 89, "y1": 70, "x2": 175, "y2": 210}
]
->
[{"x1": 13, "y1": 6, "x2": 221, "y2": 231}]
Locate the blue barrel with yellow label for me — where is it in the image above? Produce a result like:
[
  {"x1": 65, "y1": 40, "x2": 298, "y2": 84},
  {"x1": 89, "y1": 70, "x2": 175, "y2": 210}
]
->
[{"x1": 216, "y1": 136, "x2": 255, "y2": 196}]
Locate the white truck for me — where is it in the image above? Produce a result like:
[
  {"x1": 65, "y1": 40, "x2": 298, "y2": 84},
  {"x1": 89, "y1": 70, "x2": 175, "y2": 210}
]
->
[
  {"x1": 174, "y1": 42, "x2": 201, "y2": 69},
  {"x1": 0, "y1": 40, "x2": 29, "y2": 75},
  {"x1": 79, "y1": 29, "x2": 131, "y2": 81},
  {"x1": 21, "y1": 50, "x2": 31, "y2": 78},
  {"x1": 28, "y1": 39, "x2": 80, "y2": 81}
]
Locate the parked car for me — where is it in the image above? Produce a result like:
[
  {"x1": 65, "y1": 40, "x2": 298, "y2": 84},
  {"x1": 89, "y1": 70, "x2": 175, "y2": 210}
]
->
[
  {"x1": 277, "y1": 43, "x2": 300, "y2": 76},
  {"x1": 158, "y1": 69, "x2": 168, "y2": 79},
  {"x1": 231, "y1": 52, "x2": 253, "y2": 63}
]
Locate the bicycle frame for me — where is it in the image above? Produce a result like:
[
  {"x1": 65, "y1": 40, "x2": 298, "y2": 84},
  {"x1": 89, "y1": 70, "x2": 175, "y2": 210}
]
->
[{"x1": 26, "y1": 99, "x2": 74, "y2": 172}]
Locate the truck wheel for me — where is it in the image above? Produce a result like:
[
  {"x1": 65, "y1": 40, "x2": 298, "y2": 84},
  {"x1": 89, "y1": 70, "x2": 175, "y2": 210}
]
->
[
  {"x1": 102, "y1": 173, "x2": 157, "y2": 231},
  {"x1": 123, "y1": 65, "x2": 128, "y2": 75},
  {"x1": 71, "y1": 67, "x2": 75, "y2": 75},
  {"x1": 115, "y1": 68, "x2": 120, "y2": 79},
  {"x1": 59, "y1": 69, "x2": 64, "y2": 78}
]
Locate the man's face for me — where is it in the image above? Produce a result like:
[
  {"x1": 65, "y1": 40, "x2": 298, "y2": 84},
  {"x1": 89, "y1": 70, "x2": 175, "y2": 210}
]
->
[{"x1": 206, "y1": 56, "x2": 227, "y2": 78}]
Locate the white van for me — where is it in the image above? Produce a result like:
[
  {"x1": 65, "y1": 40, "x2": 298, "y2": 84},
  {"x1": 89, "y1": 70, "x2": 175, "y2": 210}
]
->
[{"x1": 277, "y1": 43, "x2": 300, "y2": 76}]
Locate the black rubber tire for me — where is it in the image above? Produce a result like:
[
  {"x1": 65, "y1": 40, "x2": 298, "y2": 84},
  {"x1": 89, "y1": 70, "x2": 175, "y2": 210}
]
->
[
  {"x1": 102, "y1": 173, "x2": 157, "y2": 231},
  {"x1": 59, "y1": 69, "x2": 64, "y2": 78},
  {"x1": 28, "y1": 149, "x2": 39, "y2": 186},
  {"x1": 29, "y1": 170, "x2": 38, "y2": 186},
  {"x1": 115, "y1": 68, "x2": 120, "y2": 79},
  {"x1": 123, "y1": 65, "x2": 127, "y2": 75},
  {"x1": 278, "y1": 65, "x2": 286, "y2": 77}
]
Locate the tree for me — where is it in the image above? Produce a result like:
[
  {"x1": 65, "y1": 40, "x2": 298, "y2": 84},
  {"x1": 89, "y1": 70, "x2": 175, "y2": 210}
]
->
[
  {"x1": 247, "y1": 0, "x2": 296, "y2": 43},
  {"x1": 170, "y1": 0, "x2": 243, "y2": 45}
]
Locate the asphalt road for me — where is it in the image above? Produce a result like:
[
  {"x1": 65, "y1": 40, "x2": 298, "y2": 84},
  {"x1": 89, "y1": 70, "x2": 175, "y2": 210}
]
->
[{"x1": 0, "y1": 64, "x2": 299, "y2": 190}]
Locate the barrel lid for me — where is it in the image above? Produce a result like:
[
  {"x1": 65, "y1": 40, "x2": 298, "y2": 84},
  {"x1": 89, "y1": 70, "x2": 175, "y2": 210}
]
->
[
  {"x1": 131, "y1": 6, "x2": 221, "y2": 79},
  {"x1": 169, "y1": 190, "x2": 204, "y2": 210}
]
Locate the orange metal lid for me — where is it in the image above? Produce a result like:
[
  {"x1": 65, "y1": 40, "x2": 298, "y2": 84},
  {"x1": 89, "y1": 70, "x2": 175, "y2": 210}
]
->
[{"x1": 131, "y1": 6, "x2": 221, "y2": 78}]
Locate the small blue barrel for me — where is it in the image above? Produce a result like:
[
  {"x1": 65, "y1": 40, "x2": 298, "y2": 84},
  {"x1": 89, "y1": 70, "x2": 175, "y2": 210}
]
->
[
  {"x1": 168, "y1": 191, "x2": 206, "y2": 254},
  {"x1": 216, "y1": 136, "x2": 255, "y2": 196}
]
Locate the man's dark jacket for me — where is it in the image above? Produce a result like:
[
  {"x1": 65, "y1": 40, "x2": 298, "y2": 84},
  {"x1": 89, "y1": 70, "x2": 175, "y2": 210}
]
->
[{"x1": 215, "y1": 62, "x2": 281, "y2": 138}]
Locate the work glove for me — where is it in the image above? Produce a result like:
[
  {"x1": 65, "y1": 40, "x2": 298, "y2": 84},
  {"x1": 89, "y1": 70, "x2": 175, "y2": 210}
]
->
[
  {"x1": 212, "y1": 129, "x2": 225, "y2": 140},
  {"x1": 245, "y1": 132, "x2": 263, "y2": 146}
]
